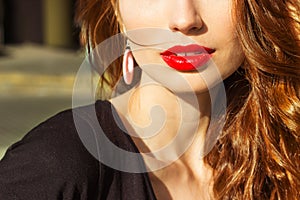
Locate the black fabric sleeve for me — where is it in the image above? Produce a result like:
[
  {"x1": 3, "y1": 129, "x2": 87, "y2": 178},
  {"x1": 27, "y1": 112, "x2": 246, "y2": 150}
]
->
[
  {"x1": 0, "y1": 110, "x2": 100, "y2": 200},
  {"x1": 0, "y1": 101, "x2": 157, "y2": 200}
]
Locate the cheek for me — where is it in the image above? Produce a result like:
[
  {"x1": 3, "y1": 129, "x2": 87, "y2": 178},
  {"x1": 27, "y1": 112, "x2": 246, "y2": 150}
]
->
[
  {"x1": 215, "y1": 12, "x2": 244, "y2": 77},
  {"x1": 215, "y1": 40, "x2": 245, "y2": 80},
  {"x1": 202, "y1": 0, "x2": 235, "y2": 44},
  {"x1": 119, "y1": 1, "x2": 163, "y2": 30},
  {"x1": 203, "y1": 5, "x2": 244, "y2": 78},
  {"x1": 119, "y1": 0, "x2": 137, "y2": 29},
  {"x1": 132, "y1": 50, "x2": 156, "y2": 66}
]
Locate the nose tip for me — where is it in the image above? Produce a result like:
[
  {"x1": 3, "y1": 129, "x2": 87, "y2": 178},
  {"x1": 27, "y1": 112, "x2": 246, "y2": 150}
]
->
[
  {"x1": 169, "y1": 14, "x2": 203, "y2": 35},
  {"x1": 168, "y1": 2, "x2": 203, "y2": 35},
  {"x1": 169, "y1": 18, "x2": 203, "y2": 34}
]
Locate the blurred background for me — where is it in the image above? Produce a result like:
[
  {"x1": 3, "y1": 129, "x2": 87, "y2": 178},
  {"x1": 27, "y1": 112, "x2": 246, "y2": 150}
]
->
[{"x1": 0, "y1": 0, "x2": 85, "y2": 158}]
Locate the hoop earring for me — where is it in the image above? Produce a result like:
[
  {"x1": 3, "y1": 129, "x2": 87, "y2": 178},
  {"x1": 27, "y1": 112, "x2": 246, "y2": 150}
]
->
[{"x1": 122, "y1": 41, "x2": 134, "y2": 85}]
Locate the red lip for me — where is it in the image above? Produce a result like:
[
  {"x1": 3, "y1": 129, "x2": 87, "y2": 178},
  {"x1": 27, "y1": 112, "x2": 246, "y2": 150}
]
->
[{"x1": 160, "y1": 44, "x2": 215, "y2": 71}]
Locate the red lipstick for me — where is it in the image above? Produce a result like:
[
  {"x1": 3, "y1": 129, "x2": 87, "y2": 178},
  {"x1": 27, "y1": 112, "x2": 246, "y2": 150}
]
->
[{"x1": 160, "y1": 44, "x2": 215, "y2": 71}]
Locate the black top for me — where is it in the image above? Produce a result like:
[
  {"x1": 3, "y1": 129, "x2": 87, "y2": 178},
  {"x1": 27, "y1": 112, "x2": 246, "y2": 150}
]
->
[{"x1": 0, "y1": 101, "x2": 157, "y2": 200}]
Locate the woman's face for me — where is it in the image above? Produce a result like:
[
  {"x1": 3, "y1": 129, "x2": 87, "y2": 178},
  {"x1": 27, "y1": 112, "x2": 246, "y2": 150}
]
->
[{"x1": 118, "y1": 0, "x2": 245, "y2": 93}]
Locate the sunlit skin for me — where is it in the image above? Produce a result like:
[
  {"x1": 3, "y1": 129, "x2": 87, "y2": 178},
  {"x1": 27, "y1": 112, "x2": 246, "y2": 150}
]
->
[{"x1": 111, "y1": 0, "x2": 245, "y2": 199}]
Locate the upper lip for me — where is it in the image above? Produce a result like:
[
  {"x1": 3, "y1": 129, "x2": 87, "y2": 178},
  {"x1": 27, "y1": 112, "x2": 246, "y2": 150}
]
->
[{"x1": 160, "y1": 44, "x2": 215, "y2": 56}]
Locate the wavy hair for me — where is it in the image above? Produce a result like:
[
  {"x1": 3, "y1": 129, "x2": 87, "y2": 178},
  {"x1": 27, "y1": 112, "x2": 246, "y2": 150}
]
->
[
  {"x1": 206, "y1": 0, "x2": 300, "y2": 199},
  {"x1": 75, "y1": 0, "x2": 124, "y2": 99},
  {"x1": 75, "y1": 0, "x2": 300, "y2": 199}
]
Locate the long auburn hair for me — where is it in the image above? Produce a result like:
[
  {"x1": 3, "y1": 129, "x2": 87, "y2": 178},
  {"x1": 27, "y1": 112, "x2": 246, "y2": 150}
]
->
[{"x1": 75, "y1": 0, "x2": 300, "y2": 199}]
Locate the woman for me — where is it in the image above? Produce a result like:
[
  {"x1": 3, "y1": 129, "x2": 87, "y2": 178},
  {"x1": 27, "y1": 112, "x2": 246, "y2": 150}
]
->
[{"x1": 0, "y1": 0, "x2": 299, "y2": 199}]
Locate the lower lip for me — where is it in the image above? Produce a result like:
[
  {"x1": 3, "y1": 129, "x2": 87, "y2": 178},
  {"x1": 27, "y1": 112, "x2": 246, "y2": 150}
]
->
[{"x1": 160, "y1": 47, "x2": 214, "y2": 71}]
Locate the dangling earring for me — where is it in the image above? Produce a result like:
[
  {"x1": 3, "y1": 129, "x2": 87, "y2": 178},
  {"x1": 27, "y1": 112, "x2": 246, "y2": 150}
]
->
[{"x1": 122, "y1": 41, "x2": 134, "y2": 85}]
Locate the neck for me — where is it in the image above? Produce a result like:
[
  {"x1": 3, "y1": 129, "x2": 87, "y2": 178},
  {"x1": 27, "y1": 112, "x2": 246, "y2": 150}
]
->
[{"x1": 111, "y1": 72, "x2": 212, "y2": 170}]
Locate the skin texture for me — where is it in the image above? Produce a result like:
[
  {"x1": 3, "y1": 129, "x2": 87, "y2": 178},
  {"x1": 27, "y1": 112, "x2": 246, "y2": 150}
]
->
[
  {"x1": 112, "y1": 0, "x2": 246, "y2": 199},
  {"x1": 119, "y1": 0, "x2": 245, "y2": 93}
]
